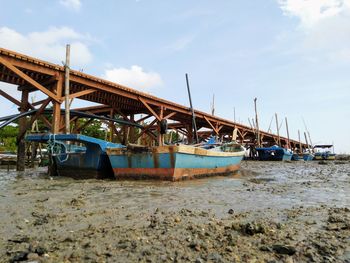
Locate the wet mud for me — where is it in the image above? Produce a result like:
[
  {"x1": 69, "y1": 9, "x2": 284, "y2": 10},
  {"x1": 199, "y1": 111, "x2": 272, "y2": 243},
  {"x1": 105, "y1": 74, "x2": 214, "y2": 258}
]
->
[{"x1": 0, "y1": 161, "x2": 349, "y2": 262}]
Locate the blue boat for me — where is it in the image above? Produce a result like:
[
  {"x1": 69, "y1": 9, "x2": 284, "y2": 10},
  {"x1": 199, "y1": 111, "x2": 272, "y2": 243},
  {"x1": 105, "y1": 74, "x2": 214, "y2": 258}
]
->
[
  {"x1": 303, "y1": 152, "x2": 314, "y2": 161},
  {"x1": 255, "y1": 145, "x2": 293, "y2": 161},
  {"x1": 313, "y1": 145, "x2": 336, "y2": 160},
  {"x1": 106, "y1": 142, "x2": 245, "y2": 181},
  {"x1": 26, "y1": 134, "x2": 124, "y2": 179},
  {"x1": 291, "y1": 153, "x2": 300, "y2": 161}
]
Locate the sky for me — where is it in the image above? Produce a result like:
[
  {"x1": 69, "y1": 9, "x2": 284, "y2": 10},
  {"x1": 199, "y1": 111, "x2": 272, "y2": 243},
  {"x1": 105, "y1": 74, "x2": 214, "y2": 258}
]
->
[{"x1": 0, "y1": 0, "x2": 349, "y2": 153}]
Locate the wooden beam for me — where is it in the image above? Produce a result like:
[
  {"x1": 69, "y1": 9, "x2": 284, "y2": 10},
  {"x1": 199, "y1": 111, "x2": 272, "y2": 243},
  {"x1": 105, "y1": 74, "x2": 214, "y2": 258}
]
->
[
  {"x1": 133, "y1": 119, "x2": 158, "y2": 142},
  {"x1": 204, "y1": 116, "x2": 219, "y2": 135},
  {"x1": 69, "y1": 89, "x2": 96, "y2": 99},
  {"x1": 138, "y1": 97, "x2": 161, "y2": 122},
  {"x1": 19, "y1": 98, "x2": 51, "y2": 140},
  {"x1": 74, "y1": 118, "x2": 94, "y2": 133},
  {"x1": 164, "y1": 112, "x2": 176, "y2": 120},
  {"x1": 136, "y1": 114, "x2": 152, "y2": 123},
  {"x1": 0, "y1": 56, "x2": 61, "y2": 102},
  {"x1": 0, "y1": 89, "x2": 21, "y2": 106},
  {"x1": 52, "y1": 75, "x2": 63, "y2": 133},
  {"x1": 32, "y1": 98, "x2": 49, "y2": 107}
]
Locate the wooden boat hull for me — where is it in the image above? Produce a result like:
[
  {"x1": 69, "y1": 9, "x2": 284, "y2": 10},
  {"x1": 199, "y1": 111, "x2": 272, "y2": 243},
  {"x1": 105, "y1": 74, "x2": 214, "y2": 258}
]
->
[{"x1": 107, "y1": 145, "x2": 245, "y2": 181}]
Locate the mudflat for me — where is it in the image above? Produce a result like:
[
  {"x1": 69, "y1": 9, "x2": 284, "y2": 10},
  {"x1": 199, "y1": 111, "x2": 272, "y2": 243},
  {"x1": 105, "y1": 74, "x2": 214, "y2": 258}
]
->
[{"x1": 0, "y1": 161, "x2": 349, "y2": 262}]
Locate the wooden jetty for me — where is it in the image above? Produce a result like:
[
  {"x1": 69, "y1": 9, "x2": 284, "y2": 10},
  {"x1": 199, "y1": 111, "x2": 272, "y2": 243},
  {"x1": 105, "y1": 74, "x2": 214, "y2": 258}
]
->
[{"x1": 0, "y1": 47, "x2": 309, "y2": 171}]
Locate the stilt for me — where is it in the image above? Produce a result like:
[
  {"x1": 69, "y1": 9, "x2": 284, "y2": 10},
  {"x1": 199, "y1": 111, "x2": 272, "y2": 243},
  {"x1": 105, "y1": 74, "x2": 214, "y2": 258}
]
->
[{"x1": 16, "y1": 89, "x2": 29, "y2": 171}]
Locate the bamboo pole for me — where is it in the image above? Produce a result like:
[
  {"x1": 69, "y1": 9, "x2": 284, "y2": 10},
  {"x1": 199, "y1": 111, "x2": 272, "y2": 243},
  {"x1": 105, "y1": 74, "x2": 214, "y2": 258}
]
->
[
  {"x1": 185, "y1": 73, "x2": 198, "y2": 143},
  {"x1": 65, "y1": 44, "x2": 71, "y2": 134},
  {"x1": 285, "y1": 117, "x2": 290, "y2": 149},
  {"x1": 298, "y1": 130, "x2": 302, "y2": 153},
  {"x1": 254, "y1": 98, "x2": 260, "y2": 147},
  {"x1": 304, "y1": 132, "x2": 310, "y2": 151},
  {"x1": 275, "y1": 113, "x2": 280, "y2": 146}
]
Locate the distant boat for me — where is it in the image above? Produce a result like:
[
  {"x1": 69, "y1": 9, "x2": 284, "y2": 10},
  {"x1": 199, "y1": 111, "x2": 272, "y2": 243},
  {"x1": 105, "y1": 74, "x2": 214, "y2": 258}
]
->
[
  {"x1": 26, "y1": 134, "x2": 124, "y2": 179},
  {"x1": 303, "y1": 152, "x2": 314, "y2": 161},
  {"x1": 107, "y1": 142, "x2": 245, "y2": 181},
  {"x1": 313, "y1": 145, "x2": 336, "y2": 160},
  {"x1": 255, "y1": 145, "x2": 293, "y2": 161}
]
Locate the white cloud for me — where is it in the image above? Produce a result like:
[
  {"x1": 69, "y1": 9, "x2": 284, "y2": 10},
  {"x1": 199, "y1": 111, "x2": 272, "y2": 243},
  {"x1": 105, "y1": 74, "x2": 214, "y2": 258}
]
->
[
  {"x1": 0, "y1": 26, "x2": 92, "y2": 68},
  {"x1": 59, "y1": 0, "x2": 81, "y2": 11},
  {"x1": 103, "y1": 66, "x2": 163, "y2": 90},
  {"x1": 277, "y1": 0, "x2": 350, "y2": 63},
  {"x1": 278, "y1": 0, "x2": 350, "y2": 27}
]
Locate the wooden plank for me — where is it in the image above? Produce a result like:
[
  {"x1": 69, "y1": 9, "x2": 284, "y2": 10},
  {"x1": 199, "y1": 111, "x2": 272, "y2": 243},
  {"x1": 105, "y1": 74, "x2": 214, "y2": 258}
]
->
[
  {"x1": 164, "y1": 112, "x2": 176, "y2": 120},
  {"x1": 204, "y1": 116, "x2": 219, "y2": 135},
  {"x1": 138, "y1": 97, "x2": 161, "y2": 122},
  {"x1": 0, "y1": 89, "x2": 21, "y2": 106},
  {"x1": 0, "y1": 56, "x2": 61, "y2": 102},
  {"x1": 69, "y1": 89, "x2": 96, "y2": 99}
]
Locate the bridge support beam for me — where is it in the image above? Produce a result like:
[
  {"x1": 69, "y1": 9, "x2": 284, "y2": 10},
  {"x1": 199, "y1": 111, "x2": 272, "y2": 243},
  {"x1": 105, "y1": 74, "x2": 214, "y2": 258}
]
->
[{"x1": 16, "y1": 89, "x2": 29, "y2": 171}]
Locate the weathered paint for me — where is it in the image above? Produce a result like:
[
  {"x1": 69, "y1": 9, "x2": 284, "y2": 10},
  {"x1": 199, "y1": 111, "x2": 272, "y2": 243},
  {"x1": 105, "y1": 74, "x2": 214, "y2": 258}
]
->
[
  {"x1": 107, "y1": 145, "x2": 245, "y2": 181},
  {"x1": 26, "y1": 134, "x2": 124, "y2": 178}
]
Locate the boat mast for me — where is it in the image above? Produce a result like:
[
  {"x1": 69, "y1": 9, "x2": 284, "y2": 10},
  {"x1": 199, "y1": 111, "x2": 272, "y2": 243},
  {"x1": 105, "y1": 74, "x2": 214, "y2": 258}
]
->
[
  {"x1": 275, "y1": 113, "x2": 280, "y2": 146},
  {"x1": 304, "y1": 132, "x2": 310, "y2": 151},
  {"x1": 185, "y1": 73, "x2": 199, "y2": 143},
  {"x1": 211, "y1": 94, "x2": 215, "y2": 116},
  {"x1": 298, "y1": 129, "x2": 302, "y2": 153},
  {"x1": 285, "y1": 117, "x2": 291, "y2": 149},
  {"x1": 254, "y1": 98, "x2": 260, "y2": 147},
  {"x1": 65, "y1": 44, "x2": 71, "y2": 134}
]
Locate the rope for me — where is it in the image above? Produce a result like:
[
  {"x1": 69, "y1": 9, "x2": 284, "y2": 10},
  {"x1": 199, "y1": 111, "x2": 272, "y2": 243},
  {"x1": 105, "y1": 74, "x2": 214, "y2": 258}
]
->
[{"x1": 47, "y1": 134, "x2": 69, "y2": 163}]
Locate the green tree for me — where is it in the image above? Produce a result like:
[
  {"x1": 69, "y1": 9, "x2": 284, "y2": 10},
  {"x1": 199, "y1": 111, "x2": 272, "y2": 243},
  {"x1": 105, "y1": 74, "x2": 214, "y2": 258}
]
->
[{"x1": 0, "y1": 125, "x2": 18, "y2": 152}]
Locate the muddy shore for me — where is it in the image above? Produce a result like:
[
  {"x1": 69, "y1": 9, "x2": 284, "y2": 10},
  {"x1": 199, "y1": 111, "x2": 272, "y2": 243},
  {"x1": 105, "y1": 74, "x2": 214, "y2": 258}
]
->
[{"x1": 0, "y1": 161, "x2": 349, "y2": 262}]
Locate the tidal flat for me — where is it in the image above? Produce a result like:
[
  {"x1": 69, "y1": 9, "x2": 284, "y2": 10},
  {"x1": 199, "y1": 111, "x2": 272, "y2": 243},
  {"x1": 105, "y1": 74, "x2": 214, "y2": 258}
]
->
[{"x1": 0, "y1": 161, "x2": 349, "y2": 262}]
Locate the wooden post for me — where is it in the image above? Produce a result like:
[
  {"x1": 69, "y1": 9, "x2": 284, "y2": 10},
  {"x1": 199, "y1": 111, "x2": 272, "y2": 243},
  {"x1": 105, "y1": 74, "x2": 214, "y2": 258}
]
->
[
  {"x1": 52, "y1": 76, "x2": 63, "y2": 133},
  {"x1": 304, "y1": 132, "x2": 310, "y2": 151},
  {"x1": 64, "y1": 44, "x2": 71, "y2": 134},
  {"x1": 285, "y1": 117, "x2": 291, "y2": 149},
  {"x1": 298, "y1": 130, "x2": 302, "y2": 153},
  {"x1": 17, "y1": 89, "x2": 29, "y2": 171},
  {"x1": 109, "y1": 109, "x2": 114, "y2": 142},
  {"x1": 275, "y1": 113, "x2": 280, "y2": 146},
  {"x1": 254, "y1": 98, "x2": 260, "y2": 147}
]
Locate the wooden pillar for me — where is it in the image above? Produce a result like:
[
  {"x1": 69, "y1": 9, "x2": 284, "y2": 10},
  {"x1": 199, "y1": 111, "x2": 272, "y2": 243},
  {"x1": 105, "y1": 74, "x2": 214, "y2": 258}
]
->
[
  {"x1": 52, "y1": 76, "x2": 63, "y2": 133},
  {"x1": 17, "y1": 89, "x2": 29, "y2": 171},
  {"x1": 109, "y1": 109, "x2": 114, "y2": 142},
  {"x1": 129, "y1": 114, "x2": 135, "y2": 143},
  {"x1": 187, "y1": 124, "x2": 193, "y2": 144}
]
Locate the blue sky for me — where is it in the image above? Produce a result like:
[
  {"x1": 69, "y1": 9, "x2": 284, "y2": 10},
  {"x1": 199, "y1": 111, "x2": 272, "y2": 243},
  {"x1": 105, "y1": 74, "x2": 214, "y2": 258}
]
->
[{"x1": 0, "y1": 0, "x2": 349, "y2": 153}]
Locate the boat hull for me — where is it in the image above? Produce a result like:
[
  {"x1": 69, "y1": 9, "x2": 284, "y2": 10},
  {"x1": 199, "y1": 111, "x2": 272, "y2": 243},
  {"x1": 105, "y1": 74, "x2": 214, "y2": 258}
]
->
[
  {"x1": 314, "y1": 153, "x2": 336, "y2": 160},
  {"x1": 26, "y1": 134, "x2": 123, "y2": 179},
  {"x1": 52, "y1": 152, "x2": 113, "y2": 179},
  {"x1": 107, "y1": 145, "x2": 245, "y2": 181},
  {"x1": 303, "y1": 153, "x2": 314, "y2": 161},
  {"x1": 256, "y1": 147, "x2": 292, "y2": 161}
]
